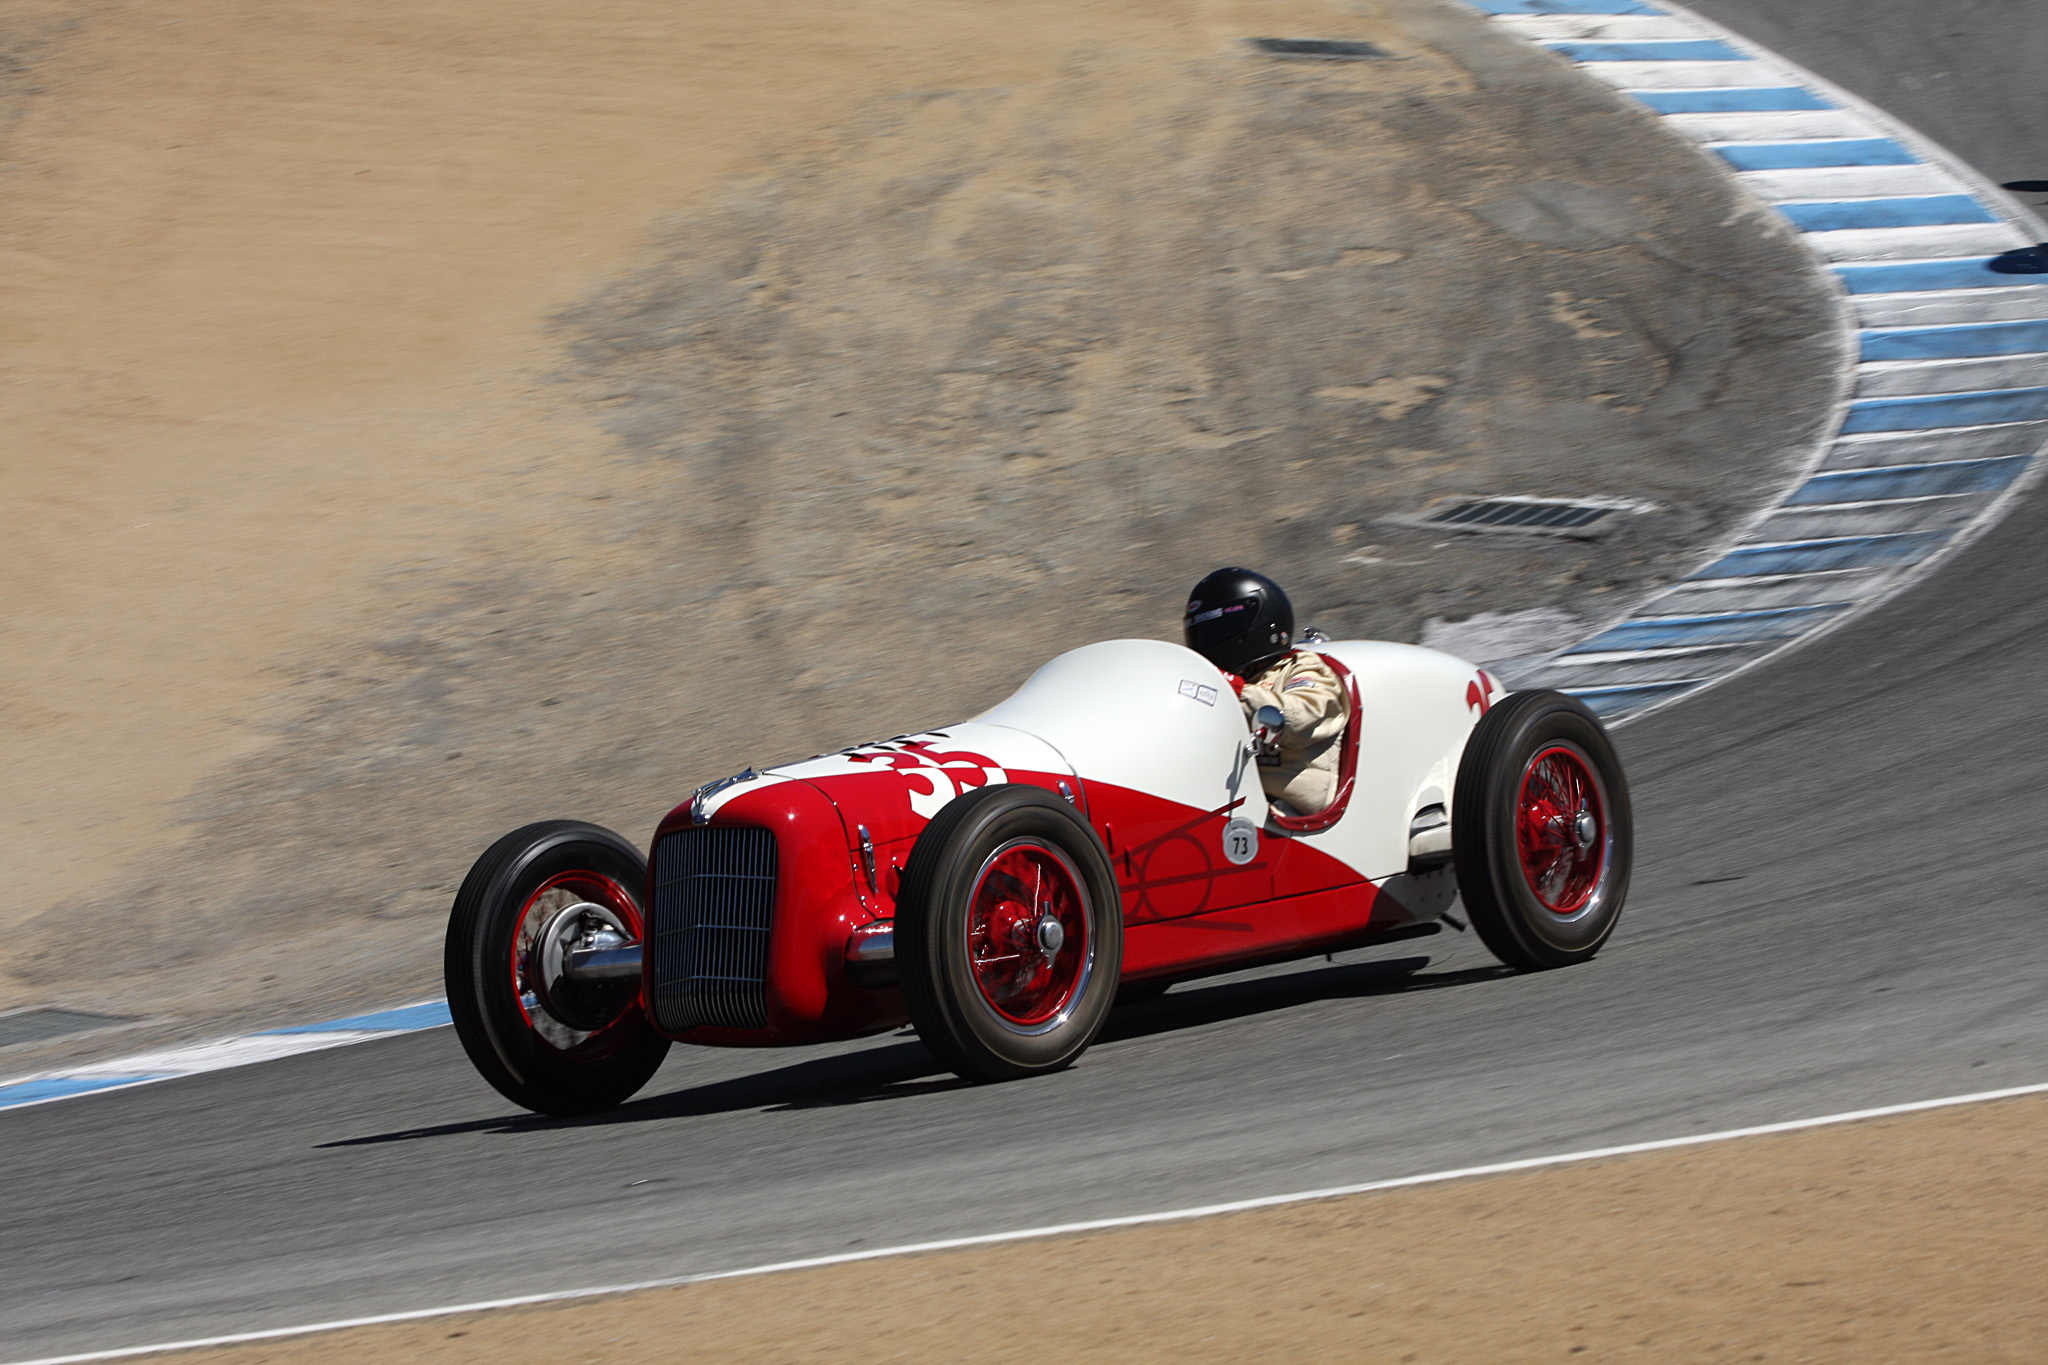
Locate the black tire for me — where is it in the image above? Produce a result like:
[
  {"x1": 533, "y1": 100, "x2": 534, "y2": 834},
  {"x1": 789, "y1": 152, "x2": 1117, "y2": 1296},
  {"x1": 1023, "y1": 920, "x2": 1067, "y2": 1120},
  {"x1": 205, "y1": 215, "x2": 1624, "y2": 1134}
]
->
[
  {"x1": 443, "y1": 820, "x2": 670, "y2": 1115},
  {"x1": 1452, "y1": 691, "x2": 1632, "y2": 971},
  {"x1": 897, "y1": 785, "x2": 1123, "y2": 1082}
]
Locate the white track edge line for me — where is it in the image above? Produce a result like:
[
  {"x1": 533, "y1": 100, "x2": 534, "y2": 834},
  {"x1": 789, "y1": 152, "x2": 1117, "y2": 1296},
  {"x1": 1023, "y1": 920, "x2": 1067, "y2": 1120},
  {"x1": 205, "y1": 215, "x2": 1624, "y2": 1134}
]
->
[{"x1": 13, "y1": 1078, "x2": 2047, "y2": 1365}]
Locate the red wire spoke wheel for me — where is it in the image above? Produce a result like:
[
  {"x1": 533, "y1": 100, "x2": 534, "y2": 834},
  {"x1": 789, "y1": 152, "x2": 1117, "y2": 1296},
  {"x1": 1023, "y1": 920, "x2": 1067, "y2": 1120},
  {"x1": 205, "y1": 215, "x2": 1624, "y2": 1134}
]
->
[
  {"x1": 965, "y1": 841, "x2": 1091, "y2": 1030},
  {"x1": 445, "y1": 820, "x2": 671, "y2": 1115},
  {"x1": 1514, "y1": 745, "x2": 1606, "y2": 915},
  {"x1": 1453, "y1": 692, "x2": 1631, "y2": 970},
  {"x1": 898, "y1": 785, "x2": 1123, "y2": 1083}
]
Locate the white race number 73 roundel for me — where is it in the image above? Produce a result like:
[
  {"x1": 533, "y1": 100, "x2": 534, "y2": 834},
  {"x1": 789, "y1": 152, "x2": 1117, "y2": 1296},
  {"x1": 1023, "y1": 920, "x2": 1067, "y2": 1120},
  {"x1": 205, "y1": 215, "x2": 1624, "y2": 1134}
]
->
[{"x1": 1222, "y1": 817, "x2": 1259, "y2": 866}]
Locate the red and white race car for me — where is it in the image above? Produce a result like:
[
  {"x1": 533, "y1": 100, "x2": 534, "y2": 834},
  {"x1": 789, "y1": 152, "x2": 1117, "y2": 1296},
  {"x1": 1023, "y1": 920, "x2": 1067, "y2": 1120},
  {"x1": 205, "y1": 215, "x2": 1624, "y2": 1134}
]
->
[{"x1": 444, "y1": 637, "x2": 1632, "y2": 1114}]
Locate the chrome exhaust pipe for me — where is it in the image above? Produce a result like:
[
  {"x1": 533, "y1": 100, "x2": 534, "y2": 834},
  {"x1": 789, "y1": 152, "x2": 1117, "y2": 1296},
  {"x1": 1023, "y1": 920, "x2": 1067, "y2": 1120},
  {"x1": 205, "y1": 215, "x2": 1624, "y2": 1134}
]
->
[{"x1": 562, "y1": 942, "x2": 643, "y2": 984}]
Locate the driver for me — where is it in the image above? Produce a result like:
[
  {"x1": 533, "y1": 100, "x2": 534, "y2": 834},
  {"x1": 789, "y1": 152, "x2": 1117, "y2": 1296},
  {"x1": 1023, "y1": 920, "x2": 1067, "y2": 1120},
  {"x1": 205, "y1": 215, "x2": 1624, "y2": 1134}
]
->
[{"x1": 1182, "y1": 567, "x2": 1350, "y2": 815}]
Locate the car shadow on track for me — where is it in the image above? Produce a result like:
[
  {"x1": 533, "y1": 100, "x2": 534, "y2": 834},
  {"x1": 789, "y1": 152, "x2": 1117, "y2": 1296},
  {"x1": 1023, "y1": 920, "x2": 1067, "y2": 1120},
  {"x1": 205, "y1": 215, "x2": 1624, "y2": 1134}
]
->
[
  {"x1": 317, "y1": 954, "x2": 1514, "y2": 1148},
  {"x1": 1098, "y1": 956, "x2": 1510, "y2": 1046},
  {"x1": 313, "y1": 1043, "x2": 954, "y2": 1147}
]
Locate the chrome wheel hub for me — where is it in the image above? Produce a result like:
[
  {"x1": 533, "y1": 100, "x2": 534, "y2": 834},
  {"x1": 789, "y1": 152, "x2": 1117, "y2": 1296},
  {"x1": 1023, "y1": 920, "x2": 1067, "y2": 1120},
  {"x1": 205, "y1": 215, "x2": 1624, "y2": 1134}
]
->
[
  {"x1": 1037, "y1": 915, "x2": 1066, "y2": 955},
  {"x1": 532, "y1": 900, "x2": 637, "y2": 1033}
]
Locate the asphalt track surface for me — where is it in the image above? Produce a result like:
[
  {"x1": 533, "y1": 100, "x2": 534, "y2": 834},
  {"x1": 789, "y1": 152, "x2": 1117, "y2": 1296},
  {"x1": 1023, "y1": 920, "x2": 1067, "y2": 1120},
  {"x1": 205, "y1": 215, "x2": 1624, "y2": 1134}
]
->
[{"x1": 5, "y1": 5, "x2": 2045, "y2": 1358}]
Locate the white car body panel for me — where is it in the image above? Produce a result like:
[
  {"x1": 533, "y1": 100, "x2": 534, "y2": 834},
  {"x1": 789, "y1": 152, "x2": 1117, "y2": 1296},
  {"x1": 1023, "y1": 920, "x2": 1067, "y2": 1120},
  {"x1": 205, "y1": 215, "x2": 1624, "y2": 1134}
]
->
[
  {"x1": 973, "y1": 638, "x2": 1272, "y2": 829},
  {"x1": 697, "y1": 636, "x2": 1499, "y2": 887},
  {"x1": 1308, "y1": 640, "x2": 1500, "y2": 879},
  {"x1": 977, "y1": 637, "x2": 1497, "y2": 882}
]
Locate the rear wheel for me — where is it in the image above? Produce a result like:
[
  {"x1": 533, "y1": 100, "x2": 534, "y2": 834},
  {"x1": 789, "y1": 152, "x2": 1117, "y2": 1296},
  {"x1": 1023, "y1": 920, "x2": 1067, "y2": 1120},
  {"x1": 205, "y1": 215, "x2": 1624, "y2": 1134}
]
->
[
  {"x1": 1452, "y1": 692, "x2": 1631, "y2": 970},
  {"x1": 443, "y1": 820, "x2": 670, "y2": 1115},
  {"x1": 897, "y1": 785, "x2": 1123, "y2": 1082}
]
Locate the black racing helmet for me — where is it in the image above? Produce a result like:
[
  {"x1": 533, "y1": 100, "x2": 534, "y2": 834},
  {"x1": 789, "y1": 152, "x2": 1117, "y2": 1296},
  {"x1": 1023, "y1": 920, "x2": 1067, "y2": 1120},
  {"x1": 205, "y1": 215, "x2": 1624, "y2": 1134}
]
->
[{"x1": 1183, "y1": 567, "x2": 1294, "y2": 677}]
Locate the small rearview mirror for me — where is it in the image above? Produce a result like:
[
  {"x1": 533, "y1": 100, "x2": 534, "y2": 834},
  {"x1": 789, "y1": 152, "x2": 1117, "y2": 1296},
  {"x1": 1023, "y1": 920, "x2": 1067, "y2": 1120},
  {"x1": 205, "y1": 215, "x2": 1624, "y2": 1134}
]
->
[{"x1": 1254, "y1": 705, "x2": 1284, "y2": 731}]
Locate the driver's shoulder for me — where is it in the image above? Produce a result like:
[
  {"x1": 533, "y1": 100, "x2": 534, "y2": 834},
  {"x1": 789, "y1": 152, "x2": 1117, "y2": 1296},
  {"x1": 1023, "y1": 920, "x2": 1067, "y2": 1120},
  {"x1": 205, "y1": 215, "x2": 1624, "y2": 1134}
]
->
[{"x1": 1266, "y1": 648, "x2": 1339, "y2": 689}]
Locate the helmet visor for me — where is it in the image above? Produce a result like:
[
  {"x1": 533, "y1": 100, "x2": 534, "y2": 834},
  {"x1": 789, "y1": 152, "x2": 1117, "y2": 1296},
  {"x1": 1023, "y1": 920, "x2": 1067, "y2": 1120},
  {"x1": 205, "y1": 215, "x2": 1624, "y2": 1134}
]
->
[{"x1": 1184, "y1": 599, "x2": 1257, "y2": 660}]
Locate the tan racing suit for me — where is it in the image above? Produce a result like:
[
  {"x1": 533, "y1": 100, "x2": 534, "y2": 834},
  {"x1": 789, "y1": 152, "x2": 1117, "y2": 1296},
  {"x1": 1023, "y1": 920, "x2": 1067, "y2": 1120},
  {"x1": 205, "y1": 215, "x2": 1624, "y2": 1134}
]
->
[{"x1": 1240, "y1": 650, "x2": 1350, "y2": 814}]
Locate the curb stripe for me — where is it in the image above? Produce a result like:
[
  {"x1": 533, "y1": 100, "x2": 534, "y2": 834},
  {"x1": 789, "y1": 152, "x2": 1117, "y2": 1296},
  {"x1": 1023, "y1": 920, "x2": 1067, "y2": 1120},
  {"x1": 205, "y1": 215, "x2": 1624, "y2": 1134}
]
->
[
  {"x1": 1694, "y1": 532, "x2": 1949, "y2": 577},
  {"x1": 1800, "y1": 224, "x2": 2017, "y2": 265},
  {"x1": 1542, "y1": 38, "x2": 1743, "y2": 61},
  {"x1": 1837, "y1": 258, "x2": 2017, "y2": 293},
  {"x1": 1822, "y1": 423, "x2": 2047, "y2": 468},
  {"x1": 1860, "y1": 320, "x2": 2048, "y2": 361},
  {"x1": 1776, "y1": 195, "x2": 1995, "y2": 232},
  {"x1": 1564, "y1": 604, "x2": 1847, "y2": 651},
  {"x1": 1854, "y1": 289, "x2": 2048, "y2": 328},
  {"x1": 1712, "y1": 137, "x2": 1917, "y2": 170},
  {"x1": 1842, "y1": 387, "x2": 2048, "y2": 433},
  {"x1": 1667, "y1": 112, "x2": 1906, "y2": 143},
  {"x1": 1579, "y1": 60, "x2": 1775, "y2": 90},
  {"x1": 1628, "y1": 86, "x2": 1827, "y2": 113},
  {"x1": 1787, "y1": 455, "x2": 2031, "y2": 502},
  {"x1": 1739, "y1": 166, "x2": 1952, "y2": 202},
  {"x1": 1856, "y1": 355, "x2": 2046, "y2": 397}
]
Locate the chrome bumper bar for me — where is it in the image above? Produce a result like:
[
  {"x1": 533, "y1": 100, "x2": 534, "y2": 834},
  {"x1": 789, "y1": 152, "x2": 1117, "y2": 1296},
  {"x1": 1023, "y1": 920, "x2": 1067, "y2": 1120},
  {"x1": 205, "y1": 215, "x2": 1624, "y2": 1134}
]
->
[{"x1": 844, "y1": 920, "x2": 896, "y2": 989}]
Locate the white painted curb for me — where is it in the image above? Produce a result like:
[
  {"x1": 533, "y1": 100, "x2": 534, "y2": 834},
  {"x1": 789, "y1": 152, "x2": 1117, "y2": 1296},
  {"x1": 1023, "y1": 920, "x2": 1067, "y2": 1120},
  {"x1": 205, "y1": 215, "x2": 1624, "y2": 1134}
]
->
[{"x1": 0, "y1": 1002, "x2": 450, "y2": 1113}]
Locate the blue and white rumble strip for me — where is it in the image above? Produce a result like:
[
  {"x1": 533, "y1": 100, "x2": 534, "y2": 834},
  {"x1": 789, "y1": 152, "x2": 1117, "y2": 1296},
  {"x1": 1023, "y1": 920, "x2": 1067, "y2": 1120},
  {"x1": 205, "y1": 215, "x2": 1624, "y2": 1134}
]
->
[
  {"x1": 0, "y1": 1002, "x2": 451, "y2": 1112},
  {"x1": 1462, "y1": 0, "x2": 2048, "y2": 720}
]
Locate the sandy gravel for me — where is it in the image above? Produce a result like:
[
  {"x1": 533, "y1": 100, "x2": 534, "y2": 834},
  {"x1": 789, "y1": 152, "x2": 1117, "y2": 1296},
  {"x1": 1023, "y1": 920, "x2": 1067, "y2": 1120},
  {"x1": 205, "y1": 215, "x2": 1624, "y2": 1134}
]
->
[
  {"x1": 121, "y1": 1092, "x2": 2048, "y2": 1363},
  {"x1": 0, "y1": 0, "x2": 1243, "y2": 1018}
]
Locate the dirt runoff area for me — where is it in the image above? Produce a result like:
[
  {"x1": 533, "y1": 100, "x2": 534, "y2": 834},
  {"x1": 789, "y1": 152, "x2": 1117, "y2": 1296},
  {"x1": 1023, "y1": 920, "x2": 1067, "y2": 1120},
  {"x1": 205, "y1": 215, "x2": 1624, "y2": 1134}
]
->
[
  {"x1": 119, "y1": 1092, "x2": 2048, "y2": 1364},
  {"x1": 0, "y1": 0, "x2": 1837, "y2": 1055}
]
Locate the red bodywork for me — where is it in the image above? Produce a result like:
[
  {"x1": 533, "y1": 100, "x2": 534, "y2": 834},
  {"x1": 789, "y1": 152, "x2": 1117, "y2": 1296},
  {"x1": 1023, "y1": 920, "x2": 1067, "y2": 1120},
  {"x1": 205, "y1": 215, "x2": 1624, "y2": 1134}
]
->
[{"x1": 643, "y1": 657, "x2": 1429, "y2": 1048}]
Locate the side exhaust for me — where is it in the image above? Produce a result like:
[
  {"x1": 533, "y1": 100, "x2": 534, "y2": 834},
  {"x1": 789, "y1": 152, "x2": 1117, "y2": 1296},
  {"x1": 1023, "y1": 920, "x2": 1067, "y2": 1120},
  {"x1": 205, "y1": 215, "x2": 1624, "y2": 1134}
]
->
[{"x1": 562, "y1": 942, "x2": 643, "y2": 984}]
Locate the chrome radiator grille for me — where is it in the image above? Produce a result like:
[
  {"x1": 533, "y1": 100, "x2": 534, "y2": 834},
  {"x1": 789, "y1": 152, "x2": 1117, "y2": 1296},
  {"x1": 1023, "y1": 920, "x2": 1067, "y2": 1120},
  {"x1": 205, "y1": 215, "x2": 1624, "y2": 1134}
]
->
[{"x1": 649, "y1": 826, "x2": 778, "y2": 1032}]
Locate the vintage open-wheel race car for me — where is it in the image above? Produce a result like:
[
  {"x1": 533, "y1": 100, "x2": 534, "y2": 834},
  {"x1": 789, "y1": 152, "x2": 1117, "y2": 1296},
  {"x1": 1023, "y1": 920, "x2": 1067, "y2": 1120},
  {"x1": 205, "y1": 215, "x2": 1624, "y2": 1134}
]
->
[{"x1": 443, "y1": 636, "x2": 1632, "y2": 1114}]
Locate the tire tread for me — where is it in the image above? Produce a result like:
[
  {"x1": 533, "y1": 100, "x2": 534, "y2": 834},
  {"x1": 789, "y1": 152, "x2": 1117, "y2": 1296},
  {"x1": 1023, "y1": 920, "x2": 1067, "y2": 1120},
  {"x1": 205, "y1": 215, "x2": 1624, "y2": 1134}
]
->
[
  {"x1": 896, "y1": 785, "x2": 1122, "y2": 1083},
  {"x1": 1452, "y1": 692, "x2": 1632, "y2": 971},
  {"x1": 443, "y1": 819, "x2": 669, "y2": 1115}
]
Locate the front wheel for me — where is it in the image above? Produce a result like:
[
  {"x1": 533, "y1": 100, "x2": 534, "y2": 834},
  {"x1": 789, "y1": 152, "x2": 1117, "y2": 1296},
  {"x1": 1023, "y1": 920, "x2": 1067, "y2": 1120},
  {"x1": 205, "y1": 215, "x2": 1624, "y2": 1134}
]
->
[
  {"x1": 897, "y1": 785, "x2": 1123, "y2": 1083},
  {"x1": 1452, "y1": 691, "x2": 1632, "y2": 970},
  {"x1": 444, "y1": 820, "x2": 670, "y2": 1115}
]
